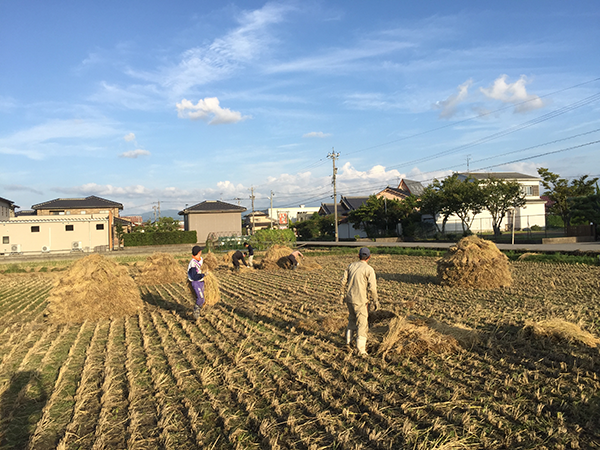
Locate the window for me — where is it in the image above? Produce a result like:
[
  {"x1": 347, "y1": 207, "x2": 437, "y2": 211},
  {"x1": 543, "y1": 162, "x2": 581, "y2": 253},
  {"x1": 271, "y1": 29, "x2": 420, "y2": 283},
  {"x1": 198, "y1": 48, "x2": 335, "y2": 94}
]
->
[
  {"x1": 31, "y1": 226, "x2": 40, "y2": 232},
  {"x1": 65, "y1": 225, "x2": 74, "y2": 231},
  {"x1": 80, "y1": 211, "x2": 86, "y2": 214},
  {"x1": 96, "y1": 224, "x2": 104, "y2": 230},
  {"x1": 2, "y1": 236, "x2": 8, "y2": 244}
]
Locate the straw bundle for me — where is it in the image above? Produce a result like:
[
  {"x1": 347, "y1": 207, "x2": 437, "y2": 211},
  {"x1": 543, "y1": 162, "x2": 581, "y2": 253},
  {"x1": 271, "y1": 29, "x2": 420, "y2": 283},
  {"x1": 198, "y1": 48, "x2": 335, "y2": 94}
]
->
[
  {"x1": 46, "y1": 254, "x2": 143, "y2": 323},
  {"x1": 521, "y1": 319, "x2": 600, "y2": 348},
  {"x1": 260, "y1": 245, "x2": 293, "y2": 270},
  {"x1": 135, "y1": 252, "x2": 187, "y2": 285},
  {"x1": 202, "y1": 252, "x2": 220, "y2": 271},
  {"x1": 436, "y1": 235, "x2": 512, "y2": 289},
  {"x1": 203, "y1": 271, "x2": 221, "y2": 306},
  {"x1": 377, "y1": 316, "x2": 463, "y2": 359}
]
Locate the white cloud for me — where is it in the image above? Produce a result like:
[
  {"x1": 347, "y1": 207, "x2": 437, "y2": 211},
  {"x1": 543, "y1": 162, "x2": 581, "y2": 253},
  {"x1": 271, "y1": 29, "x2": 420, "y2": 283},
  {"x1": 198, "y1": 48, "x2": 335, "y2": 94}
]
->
[
  {"x1": 480, "y1": 75, "x2": 544, "y2": 113},
  {"x1": 433, "y1": 79, "x2": 473, "y2": 119},
  {"x1": 303, "y1": 131, "x2": 331, "y2": 138},
  {"x1": 124, "y1": 133, "x2": 136, "y2": 142},
  {"x1": 120, "y1": 149, "x2": 150, "y2": 158},
  {"x1": 176, "y1": 97, "x2": 250, "y2": 124}
]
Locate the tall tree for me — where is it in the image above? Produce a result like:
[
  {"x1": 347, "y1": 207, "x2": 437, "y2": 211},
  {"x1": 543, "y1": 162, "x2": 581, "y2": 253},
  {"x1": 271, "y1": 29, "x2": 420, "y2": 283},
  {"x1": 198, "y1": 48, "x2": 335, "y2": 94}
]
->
[
  {"x1": 569, "y1": 183, "x2": 600, "y2": 235},
  {"x1": 538, "y1": 168, "x2": 598, "y2": 228},
  {"x1": 347, "y1": 195, "x2": 416, "y2": 238},
  {"x1": 480, "y1": 177, "x2": 526, "y2": 236},
  {"x1": 441, "y1": 174, "x2": 484, "y2": 234}
]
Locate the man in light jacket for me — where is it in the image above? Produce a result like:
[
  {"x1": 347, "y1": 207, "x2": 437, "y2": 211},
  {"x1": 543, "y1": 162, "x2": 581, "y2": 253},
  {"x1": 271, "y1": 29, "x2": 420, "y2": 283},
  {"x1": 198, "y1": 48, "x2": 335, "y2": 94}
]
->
[{"x1": 341, "y1": 247, "x2": 379, "y2": 356}]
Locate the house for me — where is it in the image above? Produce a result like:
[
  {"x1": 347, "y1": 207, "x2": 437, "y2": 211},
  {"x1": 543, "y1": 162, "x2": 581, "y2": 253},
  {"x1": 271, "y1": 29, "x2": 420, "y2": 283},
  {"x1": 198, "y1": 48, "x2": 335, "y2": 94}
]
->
[
  {"x1": 179, "y1": 200, "x2": 247, "y2": 244},
  {"x1": 0, "y1": 197, "x2": 19, "y2": 221},
  {"x1": 319, "y1": 196, "x2": 370, "y2": 239},
  {"x1": 376, "y1": 179, "x2": 425, "y2": 201},
  {"x1": 1, "y1": 195, "x2": 123, "y2": 255},
  {"x1": 438, "y1": 172, "x2": 546, "y2": 233},
  {"x1": 267, "y1": 205, "x2": 321, "y2": 226},
  {"x1": 244, "y1": 211, "x2": 274, "y2": 233}
]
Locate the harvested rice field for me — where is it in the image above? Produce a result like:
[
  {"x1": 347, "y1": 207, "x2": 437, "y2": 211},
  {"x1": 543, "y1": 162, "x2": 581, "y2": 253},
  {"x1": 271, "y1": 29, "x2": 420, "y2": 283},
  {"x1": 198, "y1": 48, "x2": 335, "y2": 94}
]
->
[{"x1": 1, "y1": 252, "x2": 599, "y2": 449}]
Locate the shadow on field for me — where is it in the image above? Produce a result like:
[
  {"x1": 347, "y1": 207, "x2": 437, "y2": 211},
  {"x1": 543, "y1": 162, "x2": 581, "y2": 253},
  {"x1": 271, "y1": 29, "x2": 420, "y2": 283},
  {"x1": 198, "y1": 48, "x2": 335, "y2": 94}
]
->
[
  {"x1": 0, "y1": 370, "x2": 47, "y2": 448},
  {"x1": 470, "y1": 323, "x2": 600, "y2": 437},
  {"x1": 141, "y1": 291, "x2": 190, "y2": 318},
  {"x1": 377, "y1": 273, "x2": 438, "y2": 285}
]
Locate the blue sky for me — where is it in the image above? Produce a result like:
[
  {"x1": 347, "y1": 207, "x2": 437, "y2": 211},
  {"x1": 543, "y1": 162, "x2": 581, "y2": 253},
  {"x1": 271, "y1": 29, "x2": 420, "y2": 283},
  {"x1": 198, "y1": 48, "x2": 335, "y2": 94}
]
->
[{"x1": 1, "y1": 1, "x2": 599, "y2": 215}]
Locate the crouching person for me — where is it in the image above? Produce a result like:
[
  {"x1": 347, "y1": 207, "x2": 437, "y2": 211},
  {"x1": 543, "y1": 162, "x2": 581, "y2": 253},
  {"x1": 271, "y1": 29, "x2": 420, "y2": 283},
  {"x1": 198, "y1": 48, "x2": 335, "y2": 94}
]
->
[
  {"x1": 188, "y1": 245, "x2": 205, "y2": 319},
  {"x1": 341, "y1": 247, "x2": 379, "y2": 356}
]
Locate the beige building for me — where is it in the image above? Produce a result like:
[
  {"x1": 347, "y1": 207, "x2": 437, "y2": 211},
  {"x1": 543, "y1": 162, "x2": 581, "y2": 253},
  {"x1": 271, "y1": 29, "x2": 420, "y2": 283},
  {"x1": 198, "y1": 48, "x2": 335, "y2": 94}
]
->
[
  {"x1": 1, "y1": 215, "x2": 111, "y2": 255},
  {"x1": 1, "y1": 195, "x2": 123, "y2": 255},
  {"x1": 0, "y1": 197, "x2": 18, "y2": 221},
  {"x1": 179, "y1": 200, "x2": 246, "y2": 244}
]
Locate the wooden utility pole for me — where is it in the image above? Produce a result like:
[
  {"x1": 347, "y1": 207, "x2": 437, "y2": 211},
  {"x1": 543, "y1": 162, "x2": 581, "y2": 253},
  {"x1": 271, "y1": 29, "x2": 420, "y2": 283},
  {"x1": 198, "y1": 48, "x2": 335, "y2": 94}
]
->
[
  {"x1": 328, "y1": 149, "x2": 340, "y2": 242},
  {"x1": 270, "y1": 190, "x2": 275, "y2": 228},
  {"x1": 250, "y1": 186, "x2": 255, "y2": 235}
]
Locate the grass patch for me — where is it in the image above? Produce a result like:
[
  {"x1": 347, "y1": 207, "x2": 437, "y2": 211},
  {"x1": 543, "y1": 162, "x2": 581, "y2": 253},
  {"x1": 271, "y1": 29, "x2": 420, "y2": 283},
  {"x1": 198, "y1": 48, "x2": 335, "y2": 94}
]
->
[{"x1": 504, "y1": 251, "x2": 600, "y2": 266}]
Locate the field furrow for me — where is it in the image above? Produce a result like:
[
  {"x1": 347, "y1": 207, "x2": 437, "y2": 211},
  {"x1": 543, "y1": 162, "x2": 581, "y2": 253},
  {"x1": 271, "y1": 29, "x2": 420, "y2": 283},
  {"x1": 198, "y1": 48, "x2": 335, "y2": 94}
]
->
[
  {"x1": 123, "y1": 315, "x2": 161, "y2": 449},
  {"x1": 27, "y1": 321, "x2": 96, "y2": 450},
  {"x1": 137, "y1": 311, "x2": 198, "y2": 449},
  {"x1": 57, "y1": 321, "x2": 111, "y2": 450},
  {"x1": 91, "y1": 318, "x2": 130, "y2": 449}
]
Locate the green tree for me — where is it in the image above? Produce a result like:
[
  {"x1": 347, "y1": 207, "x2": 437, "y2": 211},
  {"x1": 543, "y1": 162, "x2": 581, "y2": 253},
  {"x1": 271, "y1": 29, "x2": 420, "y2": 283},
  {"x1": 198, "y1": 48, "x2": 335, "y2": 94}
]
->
[
  {"x1": 569, "y1": 183, "x2": 600, "y2": 236},
  {"x1": 480, "y1": 177, "x2": 526, "y2": 236},
  {"x1": 292, "y1": 213, "x2": 335, "y2": 240},
  {"x1": 538, "y1": 168, "x2": 598, "y2": 229},
  {"x1": 346, "y1": 195, "x2": 416, "y2": 238},
  {"x1": 115, "y1": 222, "x2": 125, "y2": 246},
  {"x1": 154, "y1": 216, "x2": 181, "y2": 232}
]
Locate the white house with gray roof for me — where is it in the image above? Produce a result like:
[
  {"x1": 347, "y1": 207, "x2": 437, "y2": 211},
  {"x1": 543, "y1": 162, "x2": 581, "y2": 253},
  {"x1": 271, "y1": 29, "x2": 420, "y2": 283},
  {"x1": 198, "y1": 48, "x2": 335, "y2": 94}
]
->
[{"x1": 438, "y1": 172, "x2": 546, "y2": 233}]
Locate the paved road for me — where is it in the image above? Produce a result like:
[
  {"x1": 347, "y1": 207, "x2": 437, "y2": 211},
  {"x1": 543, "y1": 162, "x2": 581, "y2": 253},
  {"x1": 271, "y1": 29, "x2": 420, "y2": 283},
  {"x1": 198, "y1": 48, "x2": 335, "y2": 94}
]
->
[
  {"x1": 3, "y1": 239, "x2": 599, "y2": 265},
  {"x1": 297, "y1": 240, "x2": 600, "y2": 254}
]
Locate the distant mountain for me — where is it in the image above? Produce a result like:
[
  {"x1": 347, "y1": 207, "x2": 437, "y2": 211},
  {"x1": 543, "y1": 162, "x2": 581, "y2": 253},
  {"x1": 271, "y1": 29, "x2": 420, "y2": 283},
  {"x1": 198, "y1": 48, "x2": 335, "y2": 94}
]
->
[{"x1": 136, "y1": 209, "x2": 182, "y2": 222}]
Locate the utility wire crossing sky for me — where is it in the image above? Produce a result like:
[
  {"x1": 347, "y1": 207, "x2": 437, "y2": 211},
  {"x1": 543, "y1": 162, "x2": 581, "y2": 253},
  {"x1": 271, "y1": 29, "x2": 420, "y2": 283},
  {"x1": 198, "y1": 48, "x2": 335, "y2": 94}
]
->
[{"x1": 1, "y1": 1, "x2": 599, "y2": 215}]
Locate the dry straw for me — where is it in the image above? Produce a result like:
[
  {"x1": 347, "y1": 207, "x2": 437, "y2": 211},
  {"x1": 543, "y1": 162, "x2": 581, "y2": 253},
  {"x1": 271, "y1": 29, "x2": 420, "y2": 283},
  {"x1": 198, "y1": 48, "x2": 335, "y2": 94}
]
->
[
  {"x1": 260, "y1": 245, "x2": 293, "y2": 270},
  {"x1": 202, "y1": 252, "x2": 220, "y2": 271},
  {"x1": 377, "y1": 315, "x2": 477, "y2": 359},
  {"x1": 437, "y1": 235, "x2": 512, "y2": 289},
  {"x1": 135, "y1": 252, "x2": 187, "y2": 285},
  {"x1": 46, "y1": 254, "x2": 144, "y2": 324},
  {"x1": 296, "y1": 314, "x2": 347, "y2": 334},
  {"x1": 203, "y1": 271, "x2": 221, "y2": 306},
  {"x1": 521, "y1": 319, "x2": 600, "y2": 348}
]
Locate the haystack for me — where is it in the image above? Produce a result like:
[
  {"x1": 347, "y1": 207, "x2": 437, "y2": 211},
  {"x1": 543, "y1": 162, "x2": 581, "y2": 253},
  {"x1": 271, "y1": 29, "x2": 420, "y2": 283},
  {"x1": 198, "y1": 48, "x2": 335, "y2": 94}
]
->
[
  {"x1": 203, "y1": 271, "x2": 221, "y2": 306},
  {"x1": 135, "y1": 252, "x2": 187, "y2": 285},
  {"x1": 377, "y1": 316, "x2": 463, "y2": 359},
  {"x1": 260, "y1": 245, "x2": 293, "y2": 270},
  {"x1": 521, "y1": 319, "x2": 600, "y2": 348},
  {"x1": 437, "y1": 235, "x2": 512, "y2": 289},
  {"x1": 46, "y1": 254, "x2": 143, "y2": 324},
  {"x1": 202, "y1": 252, "x2": 220, "y2": 271}
]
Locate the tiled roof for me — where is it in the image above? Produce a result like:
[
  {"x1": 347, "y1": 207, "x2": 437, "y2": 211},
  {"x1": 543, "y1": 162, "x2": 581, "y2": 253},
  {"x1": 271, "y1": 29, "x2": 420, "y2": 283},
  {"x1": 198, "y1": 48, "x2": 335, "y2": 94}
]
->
[
  {"x1": 181, "y1": 200, "x2": 247, "y2": 214},
  {"x1": 0, "y1": 196, "x2": 18, "y2": 207},
  {"x1": 341, "y1": 196, "x2": 369, "y2": 211},
  {"x1": 32, "y1": 195, "x2": 123, "y2": 210},
  {"x1": 380, "y1": 186, "x2": 411, "y2": 199},
  {"x1": 401, "y1": 179, "x2": 425, "y2": 196}
]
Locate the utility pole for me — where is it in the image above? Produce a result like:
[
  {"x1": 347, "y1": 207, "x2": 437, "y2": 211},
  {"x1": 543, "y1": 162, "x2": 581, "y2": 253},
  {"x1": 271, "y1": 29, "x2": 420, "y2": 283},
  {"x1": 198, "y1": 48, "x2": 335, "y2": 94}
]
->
[
  {"x1": 328, "y1": 149, "x2": 340, "y2": 242},
  {"x1": 249, "y1": 186, "x2": 255, "y2": 235},
  {"x1": 466, "y1": 155, "x2": 471, "y2": 174},
  {"x1": 157, "y1": 201, "x2": 161, "y2": 219},
  {"x1": 270, "y1": 190, "x2": 275, "y2": 229}
]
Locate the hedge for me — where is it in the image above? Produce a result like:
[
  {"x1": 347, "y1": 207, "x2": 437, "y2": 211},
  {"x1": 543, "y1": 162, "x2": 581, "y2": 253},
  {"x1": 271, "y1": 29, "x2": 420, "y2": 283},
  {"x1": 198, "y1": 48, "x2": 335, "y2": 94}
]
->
[{"x1": 123, "y1": 231, "x2": 197, "y2": 247}]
